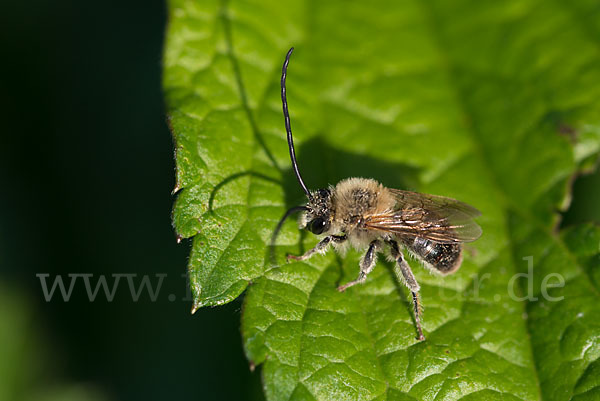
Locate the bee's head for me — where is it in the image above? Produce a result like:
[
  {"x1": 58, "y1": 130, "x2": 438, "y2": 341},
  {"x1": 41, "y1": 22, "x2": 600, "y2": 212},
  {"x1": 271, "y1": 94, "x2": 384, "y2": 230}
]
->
[{"x1": 303, "y1": 188, "x2": 333, "y2": 235}]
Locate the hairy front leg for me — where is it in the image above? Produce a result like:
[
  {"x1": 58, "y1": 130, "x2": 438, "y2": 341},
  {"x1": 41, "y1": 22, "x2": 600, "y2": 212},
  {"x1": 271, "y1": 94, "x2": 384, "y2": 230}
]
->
[
  {"x1": 287, "y1": 235, "x2": 347, "y2": 262},
  {"x1": 389, "y1": 240, "x2": 425, "y2": 341},
  {"x1": 337, "y1": 240, "x2": 380, "y2": 292}
]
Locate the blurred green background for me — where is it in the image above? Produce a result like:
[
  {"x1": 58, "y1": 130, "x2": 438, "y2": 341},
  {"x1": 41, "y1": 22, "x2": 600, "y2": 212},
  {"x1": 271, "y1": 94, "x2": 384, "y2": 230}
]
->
[{"x1": 0, "y1": 0, "x2": 598, "y2": 400}]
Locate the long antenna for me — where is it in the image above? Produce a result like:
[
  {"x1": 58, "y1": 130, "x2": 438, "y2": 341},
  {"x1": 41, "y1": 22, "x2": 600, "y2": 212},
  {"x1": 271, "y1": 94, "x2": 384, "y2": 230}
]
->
[{"x1": 281, "y1": 47, "x2": 313, "y2": 201}]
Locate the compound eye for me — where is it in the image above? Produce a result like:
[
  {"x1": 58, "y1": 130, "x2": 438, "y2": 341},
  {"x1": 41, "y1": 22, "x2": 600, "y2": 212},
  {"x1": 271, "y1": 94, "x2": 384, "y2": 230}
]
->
[
  {"x1": 317, "y1": 189, "x2": 330, "y2": 198},
  {"x1": 308, "y1": 217, "x2": 327, "y2": 235}
]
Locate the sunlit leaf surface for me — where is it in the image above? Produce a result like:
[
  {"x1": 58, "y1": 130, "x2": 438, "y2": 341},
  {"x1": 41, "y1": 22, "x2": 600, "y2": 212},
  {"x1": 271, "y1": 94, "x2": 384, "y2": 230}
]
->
[{"x1": 164, "y1": 0, "x2": 600, "y2": 399}]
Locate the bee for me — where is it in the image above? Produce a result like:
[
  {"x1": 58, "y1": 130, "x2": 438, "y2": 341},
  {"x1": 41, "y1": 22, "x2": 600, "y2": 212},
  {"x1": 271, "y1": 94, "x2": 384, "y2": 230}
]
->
[{"x1": 277, "y1": 48, "x2": 482, "y2": 341}]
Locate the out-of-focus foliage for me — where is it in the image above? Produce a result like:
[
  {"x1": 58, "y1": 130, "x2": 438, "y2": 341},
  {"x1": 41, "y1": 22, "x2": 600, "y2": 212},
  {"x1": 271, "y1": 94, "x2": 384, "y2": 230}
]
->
[
  {"x1": 0, "y1": 284, "x2": 109, "y2": 401},
  {"x1": 164, "y1": 0, "x2": 600, "y2": 399}
]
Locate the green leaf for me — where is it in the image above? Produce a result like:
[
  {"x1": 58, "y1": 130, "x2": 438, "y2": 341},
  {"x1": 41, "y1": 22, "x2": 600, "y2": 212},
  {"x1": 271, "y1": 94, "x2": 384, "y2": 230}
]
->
[{"x1": 164, "y1": 0, "x2": 600, "y2": 399}]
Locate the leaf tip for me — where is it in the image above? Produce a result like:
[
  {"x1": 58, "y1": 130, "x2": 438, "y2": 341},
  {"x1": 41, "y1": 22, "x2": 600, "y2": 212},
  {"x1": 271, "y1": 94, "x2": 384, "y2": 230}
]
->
[
  {"x1": 171, "y1": 182, "x2": 182, "y2": 195},
  {"x1": 190, "y1": 301, "x2": 201, "y2": 314}
]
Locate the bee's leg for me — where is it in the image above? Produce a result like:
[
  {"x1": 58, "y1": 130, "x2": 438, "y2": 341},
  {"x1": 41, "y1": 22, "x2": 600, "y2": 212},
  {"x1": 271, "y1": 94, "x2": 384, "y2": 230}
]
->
[
  {"x1": 388, "y1": 240, "x2": 425, "y2": 341},
  {"x1": 287, "y1": 234, "x2": 347, "y2": 262},
  {"x1": 337, "y1": 240, "x2": 380, "y2": 292}
]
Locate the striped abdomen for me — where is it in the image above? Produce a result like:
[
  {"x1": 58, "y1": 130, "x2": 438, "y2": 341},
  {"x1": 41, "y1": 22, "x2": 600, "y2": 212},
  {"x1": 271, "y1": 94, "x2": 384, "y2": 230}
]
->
[{"x1": 402, "y1": 237, "x2": 463, "y2": 274}]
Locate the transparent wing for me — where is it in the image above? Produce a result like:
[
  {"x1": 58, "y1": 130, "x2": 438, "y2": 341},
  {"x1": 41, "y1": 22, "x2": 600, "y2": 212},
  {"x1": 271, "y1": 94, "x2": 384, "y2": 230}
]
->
[{"x1": 364, "y1": 189, "x2": 482, "y2": 243}]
